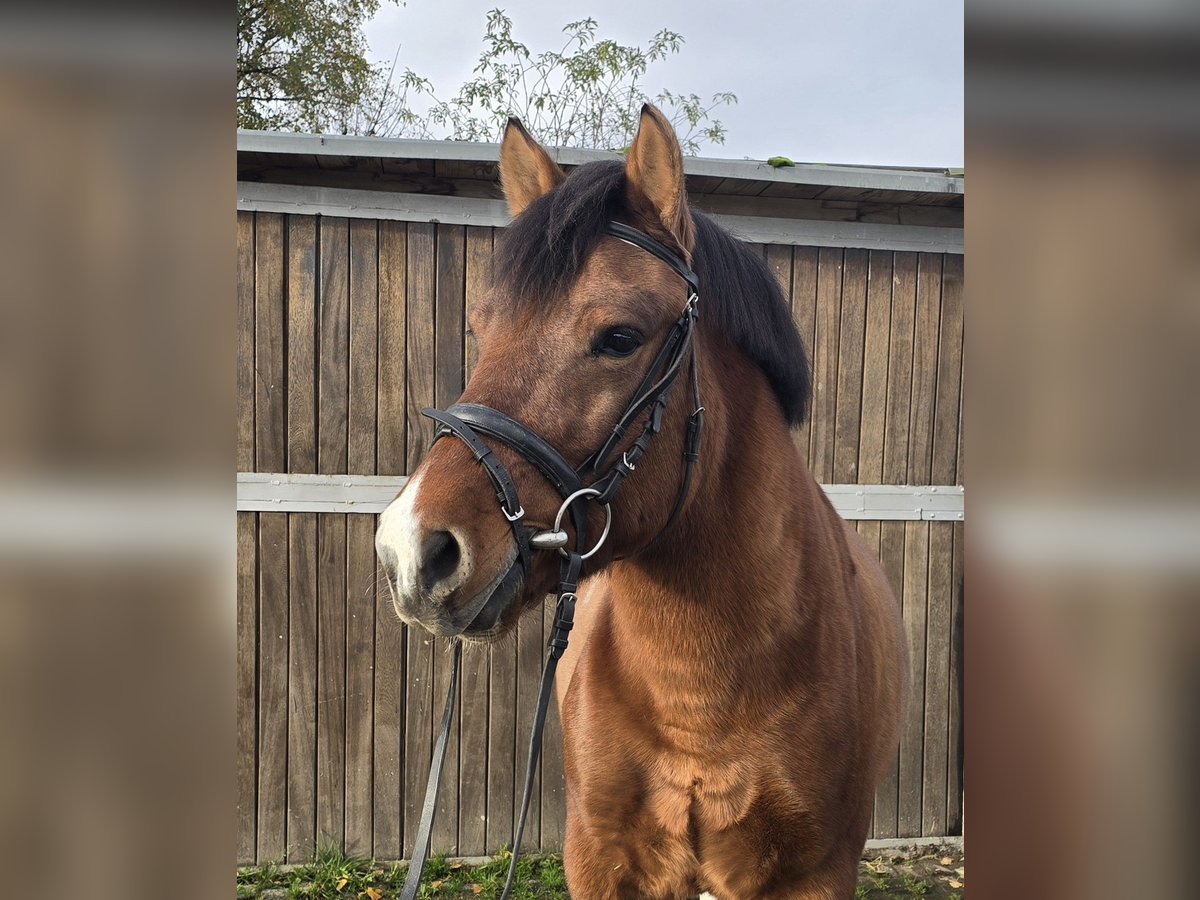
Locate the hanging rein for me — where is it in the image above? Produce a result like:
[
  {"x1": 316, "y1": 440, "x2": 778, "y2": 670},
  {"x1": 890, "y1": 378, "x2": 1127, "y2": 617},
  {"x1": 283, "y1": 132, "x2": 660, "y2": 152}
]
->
[{"x1": 399, "y1": 222, "x2": 704, "y2": 900}]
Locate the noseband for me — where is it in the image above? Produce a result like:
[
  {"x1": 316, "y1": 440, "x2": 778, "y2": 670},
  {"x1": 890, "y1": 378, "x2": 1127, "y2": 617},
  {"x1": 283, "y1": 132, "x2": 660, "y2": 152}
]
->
[{"x1": 399, "y1": 223, "x2": 704, "y2": 900}]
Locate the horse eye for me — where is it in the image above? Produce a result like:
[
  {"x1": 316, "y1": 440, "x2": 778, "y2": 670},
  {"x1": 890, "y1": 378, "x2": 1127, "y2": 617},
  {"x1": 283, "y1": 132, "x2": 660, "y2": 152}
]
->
[{"x1": 593, "y1": 327, "x2": 644, "y2": 358}]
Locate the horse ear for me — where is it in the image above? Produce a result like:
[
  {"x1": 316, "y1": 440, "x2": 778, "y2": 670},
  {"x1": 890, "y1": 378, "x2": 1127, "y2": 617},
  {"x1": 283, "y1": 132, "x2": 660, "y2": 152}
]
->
[
  {"x1": 498, "y1": 118, "x2": 565, "y2": 217},
  {"x1": 624, "y1": 104, "x2": 693, "y2": 250}
]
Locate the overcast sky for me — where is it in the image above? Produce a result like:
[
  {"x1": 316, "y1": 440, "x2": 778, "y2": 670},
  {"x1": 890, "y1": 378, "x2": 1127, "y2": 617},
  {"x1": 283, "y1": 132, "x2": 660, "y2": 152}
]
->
[{"x1": 364, "y1": 0, "x2": 963, "y2": 167}]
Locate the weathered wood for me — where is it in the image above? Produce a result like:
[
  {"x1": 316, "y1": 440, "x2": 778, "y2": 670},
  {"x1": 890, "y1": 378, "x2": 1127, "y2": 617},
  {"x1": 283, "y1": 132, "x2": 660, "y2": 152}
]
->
[
  {"x1": 374, "y1": 220, "x2": 408, "y2": 858},
  {"x1": 810, "y1": 248, "x2": 844, "y2": 482},
  {"x1": 317, "y1": 514, "x2": 347, "y2": 849},
  {"x1": 403, "y1": 231, "x2": 436, "y2": 853},
  {"x1": 459, "y1": 643, "x2": 490, "y2": 856},
  {"x1": 253, "y1": 212, "x2": 288, "y2": 863},
  {"x1": 319, "y1": 218, "x2": 350, "y2": 475},
  {"x1": 285, "y1": 216, "x2": 320, "y2": 861},
  {"x1": 257, "y1": 512, "x2": 289, "y2": 861},
  {"x1": 858, "y1": 250, "x2": 892, "y2": 837},
  {"x1": 236, "y1": 511, "x2": 258, "y2": 864},
  {"x1": 315, "y1": 220, "x2": 350, "y2": 851},
  {"x1": 403, "y1": 626, "x2": 434, "y2": 856},
  {"x1": 461, "y1": 232, "x2": 497, "y2": 859},
  {"x1": 790, "y1": 247, "x2": 818, "y2": 464},
  {"x1": 255, "y1": 212, "x2": 286, "y2": 473},
  {"x1": 345, "y1": 220, "x2": 379, "y2": 857},
  {"x1": 286, "y1": 512, "x2": 318, "y2": 860},
  {"x1": 486, "y1": 638, "x2": 517, "y2": 854},
  {"x1": 349, "y1": 220, "x2": 379, "y2": 474},
  {"x1": 932, "y1": 254, "x2": 964, "y2": 837},
  {"x1": 922, "y1": 521, "x2": 952, "y2": 837},
  {"x1": 373, "y1": 550, "x2": 405, "y2": 860},
  {"x1": 833, "y1": 249, "x2": 869, "y2": 482},
  {"x1": 858, "y1": 251, "x2": 893, "y2": 486},
  {"x1": 430, "y1": 224, "x2": 467, "y2": 854},
  {"x1": 898, "y1": 520, "x2": 929, "y2": 838},
  {"x1": 288, "y1": 216, "x2": 318, "y2": 473},
  {"x1": 947, "y1": 521, "x2": 964, "y2": 834},
  {"x1": 346, "y1": 515, "x2": 377, "y2": 856},
  {"x1": 435, "y1": 225, "x2": 466, "y2": 407},
  {"x1": 873, "y1": 251, "x2": 916, "y2": 839},
  {"x1": 884, "y1": 253, "x2": 918, "y2": 486},
  {"x1": 464, "y1": 228, "x2": 493, "y2": 378},
  {"x1": 764, "y1": 244, "x2": 792, "y2": 297},
  {"x1": 378, "y1": 222, "x2": 408, "y2": 476},
  {"x1": 908, "y1": 253, "x2": 943, "y2": 485},
  {"x1": 932, "y1": 255, "x2": 963, "y2": 486},
  {"x1": 406, "y1": 223, "x2": 437, "y2": 468},
  {"x1": 237, "y1": 212, "x2": 255, "y2": 472},
  {"x1": 514, "y1": 609, "x2": 544, "y2": 849}
]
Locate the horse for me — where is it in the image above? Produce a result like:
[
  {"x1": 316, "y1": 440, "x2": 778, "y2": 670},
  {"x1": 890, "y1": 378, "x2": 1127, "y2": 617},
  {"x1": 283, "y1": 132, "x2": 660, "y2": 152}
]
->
[{"x1": 376, "y1": 105, "x2": 906, "y2": 899}]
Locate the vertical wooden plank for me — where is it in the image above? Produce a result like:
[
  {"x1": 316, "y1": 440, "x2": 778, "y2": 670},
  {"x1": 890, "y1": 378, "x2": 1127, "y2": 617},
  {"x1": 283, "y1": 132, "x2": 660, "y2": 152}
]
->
[
  {"x1": 235, "y1": 209, "x2": 256, "y2": 862},
  {"x1": 288, "y1": 217, "x2": 318, "y2": 474},
  {"x1": 909, "y1": 253, "x2": 943, "y2": 486},
  {"x1": 257, "y1": 513, "x2": 289, "y2": 861},
  {"x1": 464, "y1": 227, "x2": 493, "y2": 379},
  {"x1": 345, "y1": 220, "x2": 378, "y2": 857},
  {"x1": 286, "y1": 512, "x2": 318, "y2": 862},
  {"x1": 932, "y1": 255, "x2": 964, "y2": 486},
  {"x1": 374, "y1": 222, "x2": 408, "y2": 858},
  {"x1": 873, "y1": 251, "x2": 917, "y2": 838},
  {"x1": 858, "y1": 251, "x2": 893, "y2": 487},
  {"x1": 486, "y1": 639, "x2": 517, "y2": 854},
  {"x1": 254, "y1": 212, "x2": 287, "y2": 862},
  {"x1": 922, "y1": 521, "x2": 952, "y2": 837},
  {"x1": 929, "y1": 253, "x2": 964, "y2": 838},
  {"x1": 899, "y1": 253, "x2": 941, "y2": 837},
  {"x1": 403, "y1": 222, "x2": 437, "y2": 855},
  {"x1": 378, "y1": 222, "x2": 409, "y2": 478},
  {"x1": 373, "y1": 553, "x2": 405, "y2": 860},
  {"x1": 514, "y1": 610, "x2": 543, "y2": 850},
  {"x1": 833, "y1": 249, "x2": 869, "y2": 483},
  {"x1": 540, "y1": 602, "x2": 566, "y2": 850},
  {"x1": 764, "y1": 244, "x2": 792, "y2": 297},
  {"x1": 254, "y1": 212, "x2": 286, "y2": 474},
  {"x1": 898, "y1": 520, "x2": 928, "y2": 837},
  {"x1": 236, "y1": 511, "x2": 258, "y2": 864},
  {"x1": 460, "y1": 228, "x2": 493, "y2": 857},
  {"x1": 405, "y1": 223, "x2": 437, "y2": 469},
  {"x1": 430, "y1": 225, "x2": 466, "y2": 854},
  {"x1": 790, "y1": 247, "x2": 818, "y2": 464},
  {"x1": 459, "y1": 644, "x2": 490, "y2": 856},
  {"x1": 810, "y1": 248, "x2": 843, "y2": 482},
  {"x1": 317, "y1": 217, "x2": 350, "y2": 852},
  {"x1": 236, "y1": 212, "x2": 255, "y2": 473},
  {"x1": 285, "y1": 215, "x2": 318, "y2": 862},
  {"x1": 947, "y1": 520, "x2": 965, "y2": 834}
]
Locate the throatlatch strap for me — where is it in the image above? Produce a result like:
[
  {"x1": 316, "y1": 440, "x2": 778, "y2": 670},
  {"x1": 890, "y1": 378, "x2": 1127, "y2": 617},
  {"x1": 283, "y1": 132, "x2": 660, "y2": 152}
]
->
[{"x1": 399, "y1": 640, "x2": 463, "y2": 900}]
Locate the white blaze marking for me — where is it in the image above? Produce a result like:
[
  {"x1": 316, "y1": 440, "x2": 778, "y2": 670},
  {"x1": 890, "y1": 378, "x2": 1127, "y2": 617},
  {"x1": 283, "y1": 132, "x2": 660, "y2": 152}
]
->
[{"x1": 375, "y1": 468, "x2": 426, "y2": 598}]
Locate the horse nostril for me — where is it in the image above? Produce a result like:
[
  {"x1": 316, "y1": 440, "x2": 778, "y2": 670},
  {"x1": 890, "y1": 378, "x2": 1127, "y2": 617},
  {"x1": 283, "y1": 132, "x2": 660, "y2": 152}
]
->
[{"x1": 420, "y1": 530, "x2": 461, "y2": 589}]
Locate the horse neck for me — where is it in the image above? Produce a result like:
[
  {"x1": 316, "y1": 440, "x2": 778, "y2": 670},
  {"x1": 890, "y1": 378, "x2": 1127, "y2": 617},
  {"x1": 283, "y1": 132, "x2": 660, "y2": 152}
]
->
[{"x1": 605, "y1": 344, "x2": 844, "y2": 691}]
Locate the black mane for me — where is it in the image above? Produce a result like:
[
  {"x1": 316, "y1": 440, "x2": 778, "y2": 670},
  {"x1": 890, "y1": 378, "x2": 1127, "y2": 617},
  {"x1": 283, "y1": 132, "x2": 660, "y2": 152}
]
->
[{"x1": 496, "y1": 160, "x2": 811, "y2": 425}]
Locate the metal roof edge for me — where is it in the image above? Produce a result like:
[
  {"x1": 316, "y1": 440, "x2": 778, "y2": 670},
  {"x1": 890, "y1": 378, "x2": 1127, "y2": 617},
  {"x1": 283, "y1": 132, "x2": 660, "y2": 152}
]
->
[{"x1": 237, "y1": 130, "x2": 964, "y2": 195}]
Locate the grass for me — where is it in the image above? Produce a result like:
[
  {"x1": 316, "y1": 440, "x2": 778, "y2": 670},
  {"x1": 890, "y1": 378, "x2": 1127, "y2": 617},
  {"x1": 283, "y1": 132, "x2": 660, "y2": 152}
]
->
[
  {"x1": 237, "y1": 845, "x2": 964, "y2": 898},
  {"x1": 236, "y1": 848, "x2": 566, "y2": 899}
]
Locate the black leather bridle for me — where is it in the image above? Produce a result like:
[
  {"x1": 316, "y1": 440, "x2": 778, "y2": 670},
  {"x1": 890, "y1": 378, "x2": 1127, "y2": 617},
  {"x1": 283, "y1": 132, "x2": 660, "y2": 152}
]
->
[{"x1": 399, "y1": 222, "x2": 704, "y2": 900}]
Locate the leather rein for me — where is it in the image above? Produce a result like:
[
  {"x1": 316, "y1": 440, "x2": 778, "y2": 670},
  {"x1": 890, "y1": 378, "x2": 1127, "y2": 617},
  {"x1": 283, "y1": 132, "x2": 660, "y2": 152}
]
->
[{"x1": 399, "y1": 222, "x2": 703, "y2": 900}]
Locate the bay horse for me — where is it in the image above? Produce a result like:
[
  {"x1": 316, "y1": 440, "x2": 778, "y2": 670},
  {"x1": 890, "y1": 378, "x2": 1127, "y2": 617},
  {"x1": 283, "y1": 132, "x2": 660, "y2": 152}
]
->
[{"x1": 376, "y1": 105, "x2": 906, "y2": 899}]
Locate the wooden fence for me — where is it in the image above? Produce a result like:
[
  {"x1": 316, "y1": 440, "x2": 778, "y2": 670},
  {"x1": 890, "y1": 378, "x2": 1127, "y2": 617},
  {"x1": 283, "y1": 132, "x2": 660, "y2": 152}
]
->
[{"x1": 236, "y1": 212, "x2": 964, "y2": 865}]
